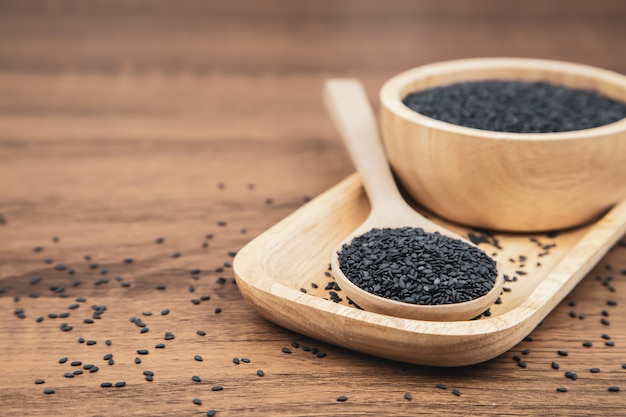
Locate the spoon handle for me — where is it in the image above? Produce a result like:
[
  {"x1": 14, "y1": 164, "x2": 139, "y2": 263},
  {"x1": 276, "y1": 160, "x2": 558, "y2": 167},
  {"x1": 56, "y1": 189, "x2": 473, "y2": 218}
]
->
[{"x1": 323, "y1": 79, "x2": 407, "y2": 214}]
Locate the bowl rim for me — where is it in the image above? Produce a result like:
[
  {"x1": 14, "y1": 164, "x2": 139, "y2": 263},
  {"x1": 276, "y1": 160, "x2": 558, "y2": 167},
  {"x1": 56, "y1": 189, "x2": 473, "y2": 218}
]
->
[{"x1": 380, "y1": 57, "x2": 626, "y2": 141}]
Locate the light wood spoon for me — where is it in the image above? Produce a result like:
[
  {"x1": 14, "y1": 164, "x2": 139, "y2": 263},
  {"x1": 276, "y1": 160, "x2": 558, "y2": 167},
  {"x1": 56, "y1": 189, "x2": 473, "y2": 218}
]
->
[{"x1": 323, "y1": 78, "x2": 504, "y2": 321}]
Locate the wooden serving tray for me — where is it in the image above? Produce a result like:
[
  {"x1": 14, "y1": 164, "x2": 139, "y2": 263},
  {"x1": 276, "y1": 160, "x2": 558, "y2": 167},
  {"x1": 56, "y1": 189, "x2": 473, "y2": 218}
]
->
[{"x1": 233, "y1": 174, "x2": 626, "y2": 366}]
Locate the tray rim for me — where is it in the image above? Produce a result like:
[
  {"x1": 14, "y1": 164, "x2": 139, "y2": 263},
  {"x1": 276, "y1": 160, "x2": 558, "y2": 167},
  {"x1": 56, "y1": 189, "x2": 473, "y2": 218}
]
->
[{"x1": 234, "y1": 174, "x2": 626, "y2": 365}]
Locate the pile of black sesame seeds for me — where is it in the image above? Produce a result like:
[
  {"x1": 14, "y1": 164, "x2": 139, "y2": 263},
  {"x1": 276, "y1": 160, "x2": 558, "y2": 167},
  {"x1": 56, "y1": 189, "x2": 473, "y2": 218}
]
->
[
  {"x1": 402, "y1": 80, "x2": 626, "y2": 133},
  {"x1": 337, "y1": 227, "x2": 497, "y2": 305}
]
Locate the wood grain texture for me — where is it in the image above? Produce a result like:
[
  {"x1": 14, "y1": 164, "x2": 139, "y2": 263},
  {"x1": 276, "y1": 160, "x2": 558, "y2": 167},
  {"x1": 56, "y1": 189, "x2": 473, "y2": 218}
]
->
[{"x1": 1, "y1": 0, "x2": 626, "y2": 415}]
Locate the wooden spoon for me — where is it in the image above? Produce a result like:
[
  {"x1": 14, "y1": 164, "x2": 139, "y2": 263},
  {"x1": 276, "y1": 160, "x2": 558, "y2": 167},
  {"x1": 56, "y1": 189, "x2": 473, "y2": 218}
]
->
[{"x1": 323, "y1": 78, "x2": 504, "y2": 321}]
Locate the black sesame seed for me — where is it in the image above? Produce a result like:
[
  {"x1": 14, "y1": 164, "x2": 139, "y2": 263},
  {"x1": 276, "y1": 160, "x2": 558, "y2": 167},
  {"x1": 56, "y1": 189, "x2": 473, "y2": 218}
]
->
[
  {"x1": 211, "y1": 386, "x2": 223, "y2": 391},
  {"x1": 608, "y1": 386, "x2": 620, "y2": 392},
  {"x1": 64, "y1": 373, "x2": 74, "y2": 378},
  {"x1": 35, "y1": 379, "x2": 45, "y2": 384},
  {"x1": 191, "y1": 299, "x2": 200, "y2": 305},
  {"x1": 601, "y1": 318, "x2": 610, "y2": 326},
  {"x1": 147, "y1": 376, "x2": 154, "y2": 382},
  {"x1": 436, "y1": 383, "x2": 447, "y2": 389},
  {"x1": 58, "y1": 357, "x2": 68, "y2": 364},
  {"x1": 78, "y1": 337, "x2": 85, "y2": 343},
  {"x1": 557, "y1": 350, "x2": 568, "y2": 357},
  {"x1": 108, "y1": 359, "x2": 114, "y2": 365},
  {"x1": 336, "y1": 395, "x2": 348, "y2": 402},
  {"x1": 70, "y1": 361, "x2": 82, "y2": 366},
  {"x1": 89, "y1": 366, "x2": 99, "y2": 373},
  {"x1": 316, "y1": 352, "x2": 327, "y2": 358},
  {"x1": 207, "y1": 410, "x2": 216, "y2": 417},
  {"x1": 73, "y1": 370, "x2": 83, "y2": 375},
  {"x1": 143, "y1": 371, "x2": 154, "y2": 376},
  {"x1": 404, "y1": 392, "x2": 412, "y2": 401},
  {"x1": 233, "y1": 358, "x2": 240, "y2": 365},
  {"x1": 556, "y1": 387, "x2": 568, "y2": 393},
  {"x1": 590, "y1": 368, "x2": 600, "y2": 373},
  {"x1": 197, "y1": 331, "x2": 206, "y2": 336},
  {"x1": 281, "y1": 347, "x2": 291, "y2": 354},
  {"x1": 521, "y1": 349, "x2": 531, "y2": 355},
  {"x1": 195, "y1": 355, "x2": 203, "y2": 362},
  {"x1": 161, "y1": 309, "x2": 170, "y2": 316},
  {"x1": 517, "y1": 361, "x2": 527, "y2": 368},
  {"x1": 192, "y1": 376, "x2": 201, "y2": 382},
  {"x1": 36, "y1": 316, "x2": 44, "y2": 323},
  {"x1": 605, "y1": 341, "x2": 615, "y2": 347},
  {"x1": 101, "y1": 382, "x2": 112, "y2": 388},
  {"x1": 43, "y1": 389, "x2": 55, "y2": 394},
  {"x1": 193, "y1": 398, "x2": 202, "y2": 406},
  {"x1": 115, "y1": 382, "x2": 126, "y2": 388},
  {"x1": 582, "y1": 341, "x2": 593, "y2": 347},
  {"x1": 200, "y1": 295, "x2": 211, "y2": 301},
  {"x1": 155, "y1": 343, "x2": 165, "y2": 349},
  {"x1": 551, "y1": 362, "x2": 560, "y2": 370},
  {"x1": 135, "y1": 357, "x2": 141, "y2": 364},
  {"x1": 156, "y1": 285, "x2": 166, "y2": 290},
  {"x1": 452, "y1": 389, "x2": 461, "y2": 396},
  {"x1": 103, "y1": 354, "x2": 113, "y2": 360},
  {"x1": 215, "y1": 308, "x2": 222, "y2": 314},
  {"x1": 257, "y1": 369, "x2": 264, "y2": 377},
  {"x1": 140, "y1": 327, "x2": 149, "y2": 334},
  {"x1": 241, "y1": 358, "x2": 250, "y2": 363},
  {"x1": 171, "y1": 252, "x2": 181, "y2": 258}
]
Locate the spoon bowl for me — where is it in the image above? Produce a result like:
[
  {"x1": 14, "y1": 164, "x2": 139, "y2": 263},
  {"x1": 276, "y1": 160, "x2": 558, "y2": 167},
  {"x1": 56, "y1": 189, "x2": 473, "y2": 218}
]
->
[{"x1": 324, "y1": 78, "x2": 504, "y2": 321}]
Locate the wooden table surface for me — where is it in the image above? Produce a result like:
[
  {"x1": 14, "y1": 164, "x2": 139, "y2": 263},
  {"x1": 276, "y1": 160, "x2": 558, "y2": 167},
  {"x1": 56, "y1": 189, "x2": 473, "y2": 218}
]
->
[{"x1": 1, "y1": 1, "x2": 625, "y2": 415}]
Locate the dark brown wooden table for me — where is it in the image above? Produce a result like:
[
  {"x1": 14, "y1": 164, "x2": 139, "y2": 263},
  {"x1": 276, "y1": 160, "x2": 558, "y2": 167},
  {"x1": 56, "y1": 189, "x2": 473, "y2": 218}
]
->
[{"x1": 1, "y1": 1, "x2": 625, "y2": 415}]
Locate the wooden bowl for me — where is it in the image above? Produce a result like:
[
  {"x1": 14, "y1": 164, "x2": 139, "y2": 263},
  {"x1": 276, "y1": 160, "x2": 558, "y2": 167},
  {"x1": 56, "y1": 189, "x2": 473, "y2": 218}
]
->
[{"x1": 380, "y1": 58, "x2": 626, "y2": 232}]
